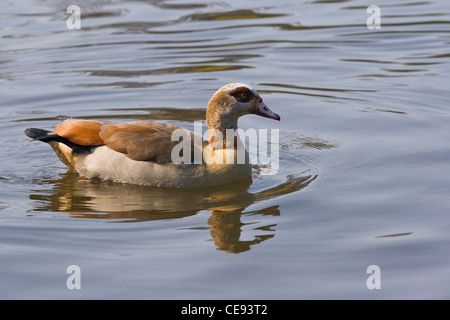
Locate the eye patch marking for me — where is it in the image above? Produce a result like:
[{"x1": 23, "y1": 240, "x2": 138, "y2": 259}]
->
[{"x1": 229, "y1": 87, "x2": 255, "y2": 103}]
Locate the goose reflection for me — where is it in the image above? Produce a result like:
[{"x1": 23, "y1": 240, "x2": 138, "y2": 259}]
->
[{"x1": 29, "y1": 171, "x2": 316, "y2": 253}]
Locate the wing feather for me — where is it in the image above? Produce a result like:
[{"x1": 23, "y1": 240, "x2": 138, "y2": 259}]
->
[
  {"x1": 54, "y1": 119, "x2": 106, "y2": 146},
  {"x1": 99, "y1": 121, "x2": 197, "y2": 164}
]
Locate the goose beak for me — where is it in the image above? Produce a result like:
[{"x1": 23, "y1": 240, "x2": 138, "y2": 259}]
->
[{"x1": 252, "y1": 101, "x2": 280, "y2": 121}]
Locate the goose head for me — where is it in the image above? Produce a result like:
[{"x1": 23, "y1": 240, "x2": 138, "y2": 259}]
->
[{"x1": 206, "y1": 83, "x2": 280, "y2": 132}]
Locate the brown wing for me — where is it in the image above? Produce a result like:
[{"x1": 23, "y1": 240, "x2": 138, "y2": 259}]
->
[
  {"x1": 54, "y1": 119, "x2": 106, "y2": 146},
  {"x1": 99, "y1": 120, "x2": 200, "y2": 164}
]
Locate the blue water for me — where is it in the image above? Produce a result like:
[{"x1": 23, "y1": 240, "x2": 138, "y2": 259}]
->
[{"x1": 1, "y1": 0, "x2": 450, "y2": 299}]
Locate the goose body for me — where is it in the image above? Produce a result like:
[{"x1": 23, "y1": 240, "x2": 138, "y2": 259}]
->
[{"x1": 25, "y1": 83, "x2": 280, "y2": 188}]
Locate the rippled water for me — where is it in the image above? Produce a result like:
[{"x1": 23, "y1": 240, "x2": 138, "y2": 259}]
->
[{"x1": 1, "y1": 0, "x2": 450, "y2": 299}]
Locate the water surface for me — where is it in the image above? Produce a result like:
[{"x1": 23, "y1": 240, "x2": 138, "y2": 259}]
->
[{"x1": 1, "y1": 0, "x2": 450, "y2": 299}]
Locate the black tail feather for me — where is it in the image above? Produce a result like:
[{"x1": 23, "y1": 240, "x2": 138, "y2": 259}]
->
[
  {"x1": 24, "y1": 128, "x2": 94, "y2": 154},
  {"x1": 24, "y1": 128, "x2": 54, "y2": 140}
]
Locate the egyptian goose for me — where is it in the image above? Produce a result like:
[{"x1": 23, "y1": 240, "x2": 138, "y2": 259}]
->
[{"x1": 25, "y1": 83, "x2": 280, "y2": 188}]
